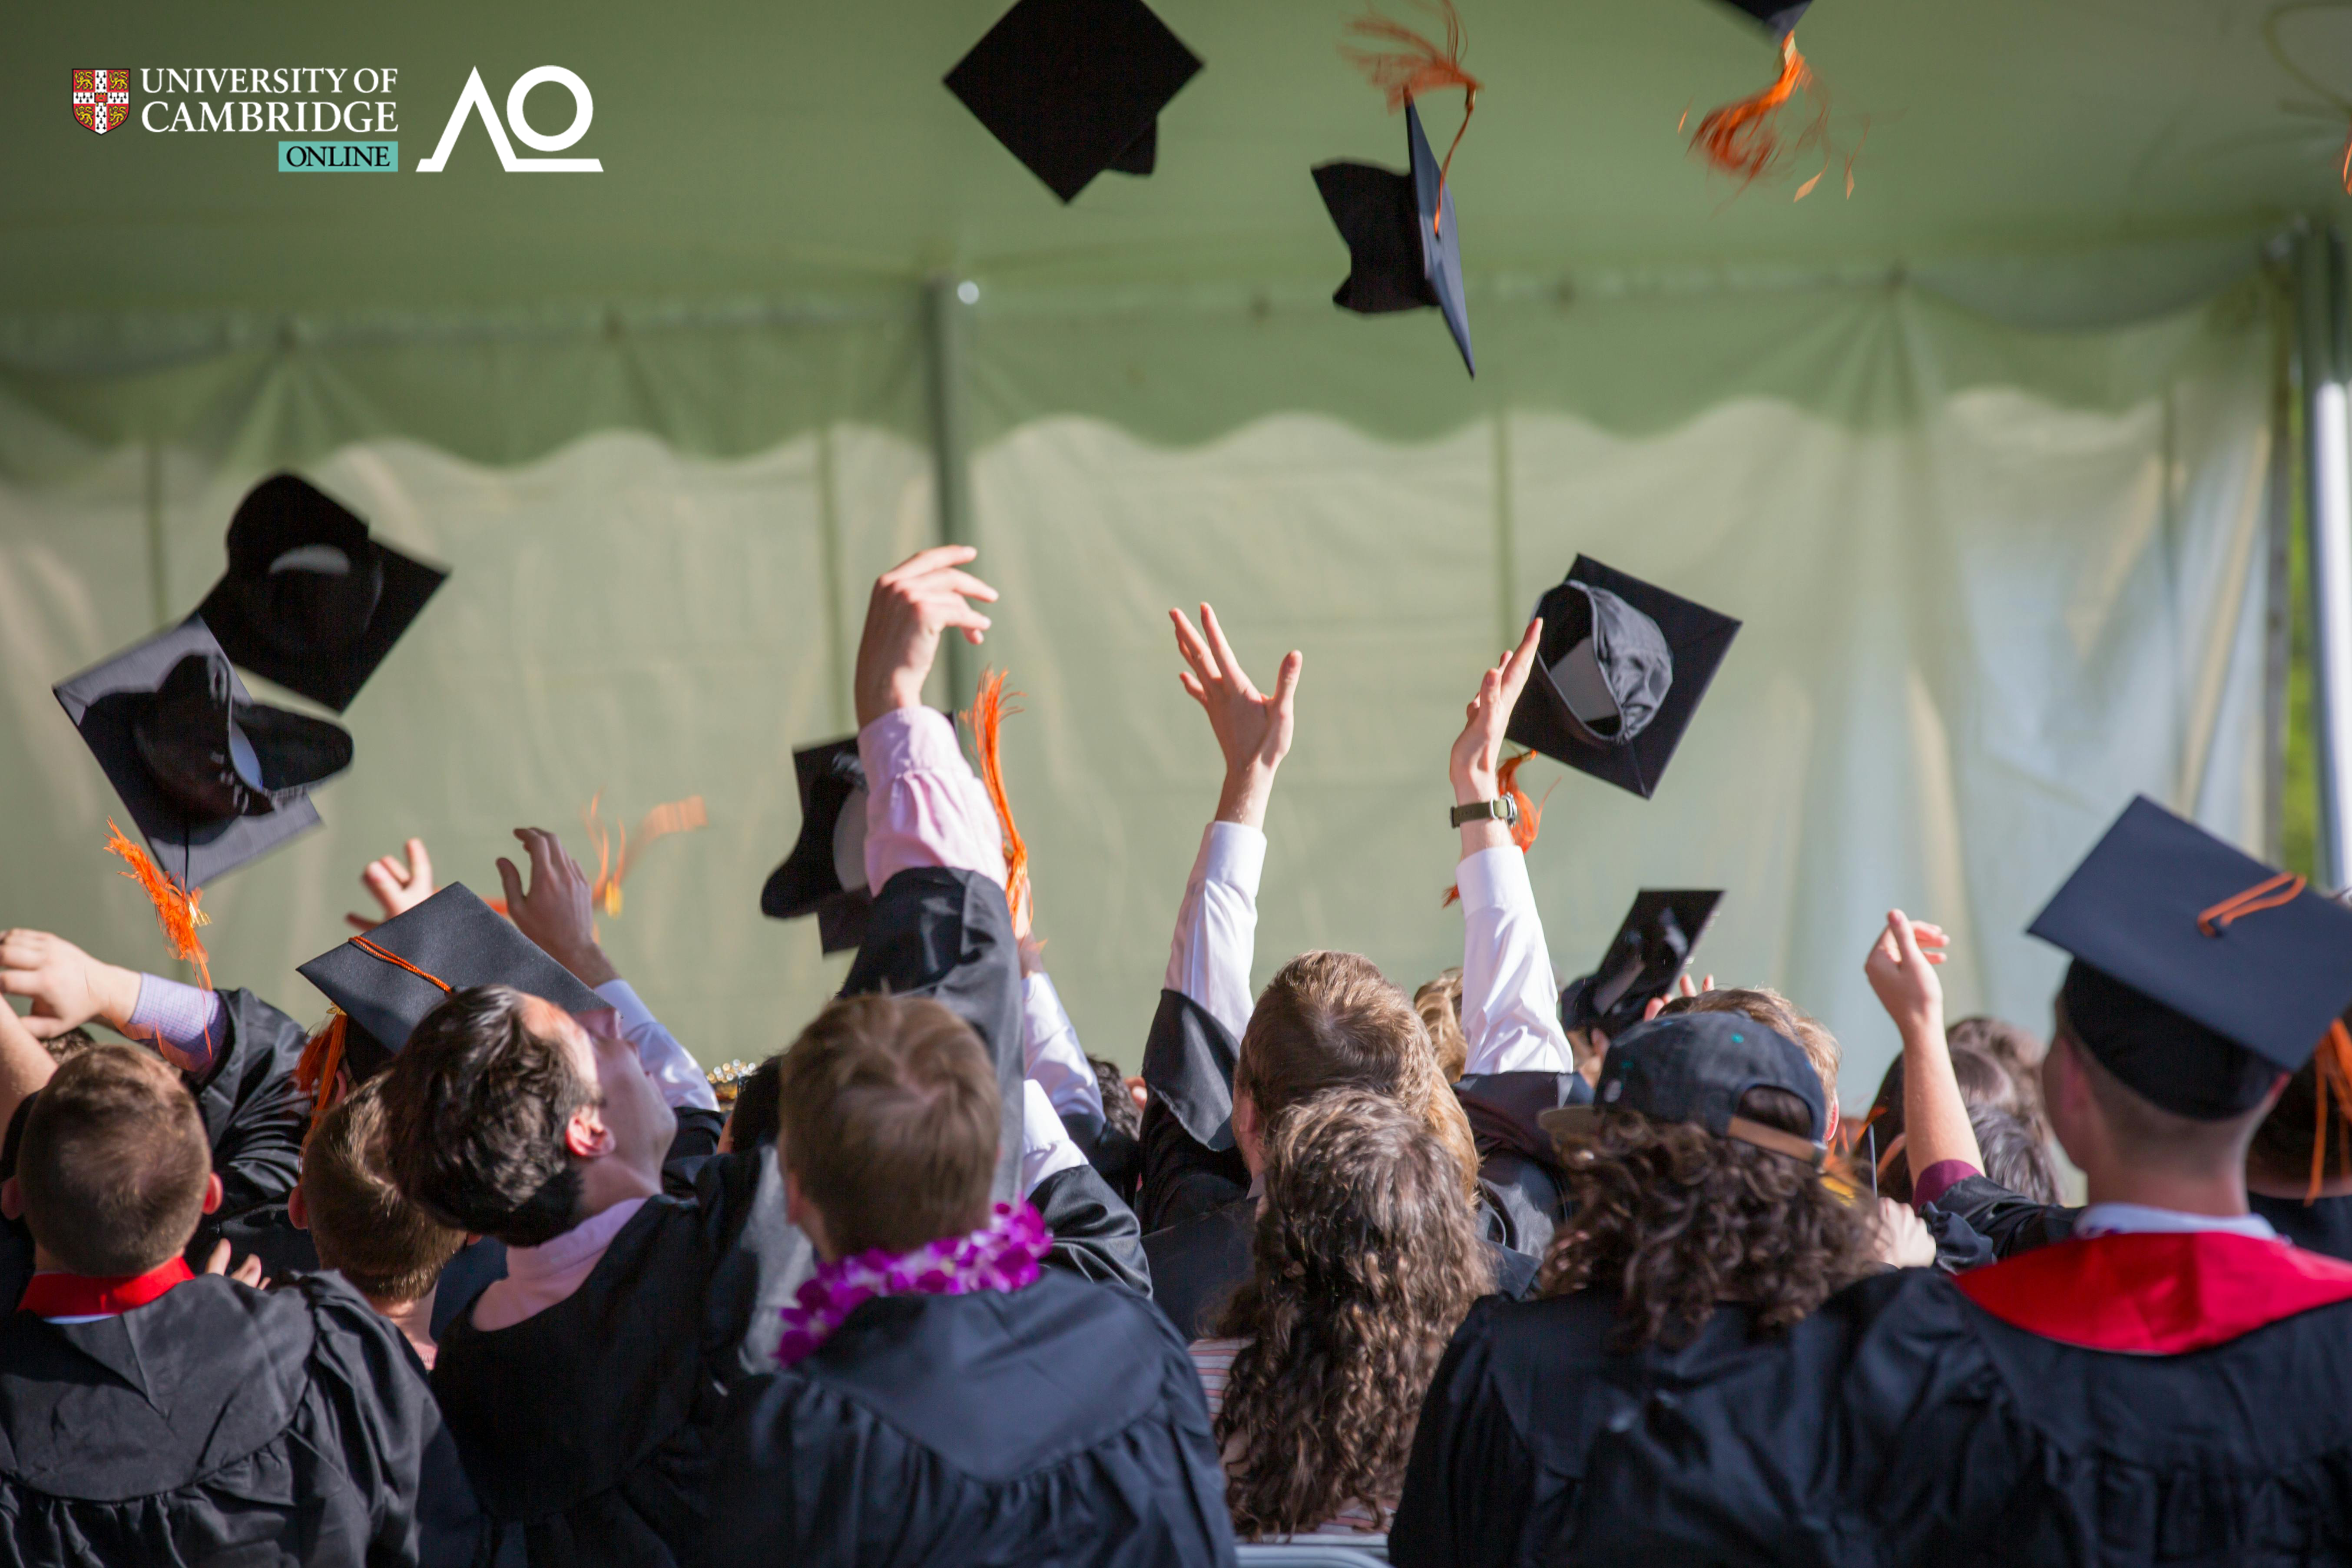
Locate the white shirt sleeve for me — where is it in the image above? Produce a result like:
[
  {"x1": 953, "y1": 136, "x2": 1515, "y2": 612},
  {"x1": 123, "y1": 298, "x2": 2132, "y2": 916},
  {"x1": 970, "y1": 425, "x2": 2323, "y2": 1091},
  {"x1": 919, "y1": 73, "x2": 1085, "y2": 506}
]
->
[
  {"x1": 594, "y1": 979, "x2": 719, "y2": 1112},
  {"x1": 1163, "y1": 821, "x2": 1265, "y2": 1044},
  {"x1": 1019, "y1": 1079, "x2": 1088, "y2": 1195},
  {"x1": 1023, "y1": 971, "x2": 1106, "y2": 1125},
  {"x1": 1455, "y1": 847, "x2": 1571, "y2": 1077}
]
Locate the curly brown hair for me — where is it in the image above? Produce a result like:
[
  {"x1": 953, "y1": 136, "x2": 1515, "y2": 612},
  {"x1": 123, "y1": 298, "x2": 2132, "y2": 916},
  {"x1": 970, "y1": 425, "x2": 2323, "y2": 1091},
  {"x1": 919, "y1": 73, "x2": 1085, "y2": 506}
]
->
[
  {"x1": 1210, "y1": 1088, "x2": 1492, "y2": 1538},
  {"x1": 1540, "y1": 1087, "x2": 1876, "y2": 1352}
]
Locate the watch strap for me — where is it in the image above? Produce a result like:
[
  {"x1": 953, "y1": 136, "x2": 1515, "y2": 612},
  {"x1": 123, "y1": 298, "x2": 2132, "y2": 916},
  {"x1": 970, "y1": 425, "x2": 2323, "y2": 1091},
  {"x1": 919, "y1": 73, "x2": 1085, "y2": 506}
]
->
[{"x1": 1450, "y1": 797, "x2": 1519, "y2": 828}]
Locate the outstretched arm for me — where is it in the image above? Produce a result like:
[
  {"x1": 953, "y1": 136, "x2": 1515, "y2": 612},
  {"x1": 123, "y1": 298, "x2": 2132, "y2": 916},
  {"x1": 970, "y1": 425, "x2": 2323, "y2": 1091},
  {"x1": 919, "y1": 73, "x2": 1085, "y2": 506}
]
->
[
  {"x1": 1864, "y1": 910, "x2": 1981, "y2": 1201},
  {"x1": 1163, "y1": 604, "x2": 1301, "y2": 1041},
  {"x1": 1450, "y1": 620, "x2": 1572, "y2": 1077}
]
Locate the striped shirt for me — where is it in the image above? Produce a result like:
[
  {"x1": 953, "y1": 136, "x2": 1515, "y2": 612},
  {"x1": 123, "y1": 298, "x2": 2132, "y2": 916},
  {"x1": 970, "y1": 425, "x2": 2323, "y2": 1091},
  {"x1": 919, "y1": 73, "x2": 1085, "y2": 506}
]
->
[{"x1": 1189, "y1": 1338, "x2": 1391, "y2": 1540}]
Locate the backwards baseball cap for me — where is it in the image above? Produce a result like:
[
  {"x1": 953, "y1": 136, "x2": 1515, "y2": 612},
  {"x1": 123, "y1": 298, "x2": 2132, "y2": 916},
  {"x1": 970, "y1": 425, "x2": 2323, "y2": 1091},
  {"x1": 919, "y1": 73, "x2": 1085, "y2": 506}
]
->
[
  {"x1": 1539, "y1": 1011, "x2": 1827, "y2": 1167},
  {"x1": 2028, "y1": 796, "x2": 2352, "y2": 1119}
]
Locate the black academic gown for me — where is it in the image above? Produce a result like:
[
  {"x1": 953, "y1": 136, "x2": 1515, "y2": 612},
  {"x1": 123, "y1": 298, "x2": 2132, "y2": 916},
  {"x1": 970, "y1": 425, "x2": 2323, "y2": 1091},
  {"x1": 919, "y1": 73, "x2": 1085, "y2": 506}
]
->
[
  {"x1": 2251, "y1": 1190, "x2": 2352, "y2": 1261},
  {"x1": 706, "y1": 1269, "x2": 1237, "y2": 1567},
  {"x1": 1145, "y1": 1194, "x2": 1540, "y2": 1342},
  {"x1": 0, "y1": 1271, "x2": 440, "y2": 1567},
  {"x1": 1453, "y1": 1069, "x2": 1592, "y2": 1260}
]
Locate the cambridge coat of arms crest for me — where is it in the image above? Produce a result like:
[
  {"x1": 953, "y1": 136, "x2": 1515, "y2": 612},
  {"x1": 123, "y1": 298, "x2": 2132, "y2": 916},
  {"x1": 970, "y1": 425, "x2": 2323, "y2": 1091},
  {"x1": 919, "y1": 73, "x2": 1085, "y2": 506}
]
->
[{"x1": 73, "y1": 70, "x2": 129, "y2": 134}]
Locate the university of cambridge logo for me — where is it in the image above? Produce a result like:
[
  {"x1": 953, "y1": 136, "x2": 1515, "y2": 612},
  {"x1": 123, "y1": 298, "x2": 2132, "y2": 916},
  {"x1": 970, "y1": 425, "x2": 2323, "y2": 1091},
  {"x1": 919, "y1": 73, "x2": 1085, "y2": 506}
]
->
[{"x1": 73, "y1": 69, "x2": 129, "y2": 134}]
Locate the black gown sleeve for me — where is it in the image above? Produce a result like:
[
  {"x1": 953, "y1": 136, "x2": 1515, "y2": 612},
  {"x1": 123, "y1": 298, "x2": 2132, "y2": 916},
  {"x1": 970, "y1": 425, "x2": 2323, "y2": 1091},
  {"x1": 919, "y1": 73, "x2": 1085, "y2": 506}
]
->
[
  {"x1": 1391, "y1": 1298, "x2": 1540, "y2": 1568},
  {"x1": 187, "y1": 988, "x2": 313, "y2": 1228},
  {"x1": 1918, "y1": 1172, "x2": 2079, "y2": 1261},
  {"x1": 1031, "y1": 1162, "x2": 1152, "y2": 1296},
  {"x1": 1136, "y1": 990, "x2": 1252, "y2": 1233},
  {"x1": 665, "y1": 1107, "x2": 726, "y2": 1166},
  {"x1": 840, "y1": 867, "x2": 1024, "y2": 1202}
]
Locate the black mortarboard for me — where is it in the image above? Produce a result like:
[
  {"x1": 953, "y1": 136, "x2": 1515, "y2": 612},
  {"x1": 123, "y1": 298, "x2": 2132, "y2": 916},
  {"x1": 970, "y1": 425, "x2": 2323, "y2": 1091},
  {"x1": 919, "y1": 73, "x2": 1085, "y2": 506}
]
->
[
  {"x1": 1559, "y1": 890, "x2": 1724, "y2": 1037},
  {"x1": 1714, "y1": 0, "x2": 1812, "y2": 39},
  {"x1": 194, "y1": 473, "x2": 448, "y2": 713},
  {"x1": 944, "y1": 0, "x2": 1203, "y2": 203},
  {"x1": 1314, "y1": 102, "x2": 1474, "y2": 376},
  {"x1": 298, "y1": 882, "x2": 606, "y2": 1078},
  {"x1": 53, "y1": 617, "x2": 349, "y2": 888},
  {"x1": 761, "y1": 737, "x2": 875, "y2": 954},
  {"x1": 2028, "y1": 796, "x2": 2352, "y2": 1117},
  {"x1": 1505, "y1": 557, "x2": 1740, "y2": 799}
]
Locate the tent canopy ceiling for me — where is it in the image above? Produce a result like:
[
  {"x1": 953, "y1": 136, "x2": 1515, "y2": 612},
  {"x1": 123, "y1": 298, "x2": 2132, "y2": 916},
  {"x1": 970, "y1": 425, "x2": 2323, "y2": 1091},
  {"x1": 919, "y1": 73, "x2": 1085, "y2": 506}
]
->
[{"x1": 11, "y1": 0, "x2": 2352, "y2": 322}]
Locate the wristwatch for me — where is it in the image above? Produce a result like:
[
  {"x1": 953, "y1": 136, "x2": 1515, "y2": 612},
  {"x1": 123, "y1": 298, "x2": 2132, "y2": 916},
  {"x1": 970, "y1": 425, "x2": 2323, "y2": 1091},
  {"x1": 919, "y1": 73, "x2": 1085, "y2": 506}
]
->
[{"x1": 1450, "y1": 796, "x2": 1520, "y2": 828}]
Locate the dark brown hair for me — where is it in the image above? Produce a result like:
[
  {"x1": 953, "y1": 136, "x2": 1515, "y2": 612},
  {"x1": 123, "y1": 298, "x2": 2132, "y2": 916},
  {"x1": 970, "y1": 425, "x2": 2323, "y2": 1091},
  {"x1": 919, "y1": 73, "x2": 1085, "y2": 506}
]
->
[
  {"x1": 1865, "y1": 1042, "x2": 2021, "y2": 1203},
  {"x1": 778, "y1": 993, "x2": 999, "y2": 1257},
  {"x1": 1947, "y1": 1014, "x2": 2047, "y2": 1133},
  {"x1": 19, "y1": 1044, "x2": 210, "y2": 1276},
  {"x1": 1211, "y1": 1089, "x2": 1492, "y2": 1538},
  {"x1": 1540, "y1": 1087, "x2": 1876, "y2": 1351},
  {"x1": 378, "y1": 985, "x2": 596, "y2": 1247},
  {"x1": 1414, "y1": 968, "x2": 1468, "y2": 1084},
  {"x1": 2249, "y1": 1054, "x2": 2352, "y2": 1186},
  {"x1": 1969, "y1": 1104, "x2": 2061, "y2": 1206},
  {"x1": 727, "y1": 1053, "x2": 784, "y2": 1150},
  {"x1": 1091, "y1": 1055, "x2": 1142, "y2": 1141},
  {"x1": 1238, "y1": 951, "x2": 1480, "y2": 1201},
  {"x1": 302, "y1": 1076, "x2": 466, "y2": 1303},
  {"x1": 1662, "y1": 987, "x2": 1840, "y2": 1109}
]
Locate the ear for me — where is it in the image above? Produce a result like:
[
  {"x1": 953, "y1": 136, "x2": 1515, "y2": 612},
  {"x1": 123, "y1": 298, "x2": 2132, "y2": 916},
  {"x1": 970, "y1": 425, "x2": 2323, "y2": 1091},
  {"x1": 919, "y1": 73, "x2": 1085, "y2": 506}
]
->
[
  {"x1": 1232, "y1": 1088, "x2": 1264, "y2": 1175},
  {"x1": 563, "y1": 1102, "x2": 616, "y2": 1160},
  {"x1": 200, "y1": 1171, "x2": 224, "y2": 1216},
  {"x1": 288, "y1": 1187, "x2": 309, "y2": 1231},
  {"x1": 0, "y1": 1176, "x2": 19, "y2": 1223},
  {"x1": 783, "y1": 1165, "x2": 833, "y2": 1263},
  {"x1": 1824, "y1": 1098, "x2": 1840, "y2": 1146}
]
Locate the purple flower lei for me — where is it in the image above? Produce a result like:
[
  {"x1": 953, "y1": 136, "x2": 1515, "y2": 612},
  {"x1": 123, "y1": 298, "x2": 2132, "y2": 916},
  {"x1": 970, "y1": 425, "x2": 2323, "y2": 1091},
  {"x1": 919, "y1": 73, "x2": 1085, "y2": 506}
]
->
[{"x1": 776, "y1": 1200, "x2": 1050, "y2": 1367}]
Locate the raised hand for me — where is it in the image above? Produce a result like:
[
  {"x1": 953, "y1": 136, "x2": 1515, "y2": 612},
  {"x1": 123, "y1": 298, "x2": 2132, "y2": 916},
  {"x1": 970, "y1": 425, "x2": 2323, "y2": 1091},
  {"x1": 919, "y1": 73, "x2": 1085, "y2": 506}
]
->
[
  {"x1": 1640, "y1": 972, "x2": 1718, "y2": 1024},
  {"x1": 1169, "y1": 603, "x2": 1302, "y2": 831},
  {"x1": 346, "y1": 838, "x2": 436, "y2": 933},
  {"x1": 1449, "y1": 617, "x2": 1543, "y2": 852},
  {"x1": 203, "y1": 1238, "x2": 266, "y2": 1288},
  {"x1": 854, "y1": 545, "x2": 999, "y2": 728},
  {"x1": 1864, "y1": 910, "x2": 1949, "y2": 1041},
  {"x1": 0, "y1": 929, "x2": 141, "y2": 1040},
  {"x1": 497, "y1": 827, "x2": 619, "y2": 988}
]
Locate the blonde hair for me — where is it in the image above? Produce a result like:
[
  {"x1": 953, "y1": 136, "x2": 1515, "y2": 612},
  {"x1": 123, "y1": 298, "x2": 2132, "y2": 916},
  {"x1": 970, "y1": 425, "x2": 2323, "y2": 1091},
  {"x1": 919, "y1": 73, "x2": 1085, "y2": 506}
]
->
[{"x1": 1415, "y1": 969, "x2": 1468, "y2": 1084}]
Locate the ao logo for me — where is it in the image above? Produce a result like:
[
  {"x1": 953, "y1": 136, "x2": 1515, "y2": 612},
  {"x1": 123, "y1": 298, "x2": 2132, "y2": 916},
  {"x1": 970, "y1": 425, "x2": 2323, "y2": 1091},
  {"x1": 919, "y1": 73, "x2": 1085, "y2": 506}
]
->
[{"x1": 417, "y1": 66, "x2": 600, "y2": 172}]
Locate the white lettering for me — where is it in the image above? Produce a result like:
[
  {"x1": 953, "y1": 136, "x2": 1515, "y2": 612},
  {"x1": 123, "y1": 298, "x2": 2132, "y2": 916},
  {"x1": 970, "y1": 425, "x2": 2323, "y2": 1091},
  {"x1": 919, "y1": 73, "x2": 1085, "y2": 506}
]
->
[
  {"x1": 417, "y1": 66, "x2": 599, "y2": 172},
  {"x1": 142, "y1": 99, "x2": 169, "y2": 131},
  {"x1": 505, "y1": 66, "x2": 593, "y2": 150},
  {"x1": 268, "y1": 100, "x2": 292, "y2": 133},
  {"x1": 322, "y1": 66, "x2": 347, "y2": 93},
  {"x1": 343, "y1": 102, "x2": 371, "y2": 133},
  {"x1": 377, "y1": 102, "x2": 397, "y2": 133},
  {"x1": 352, "y1": 66, "x2": 379, "y2": 93}
]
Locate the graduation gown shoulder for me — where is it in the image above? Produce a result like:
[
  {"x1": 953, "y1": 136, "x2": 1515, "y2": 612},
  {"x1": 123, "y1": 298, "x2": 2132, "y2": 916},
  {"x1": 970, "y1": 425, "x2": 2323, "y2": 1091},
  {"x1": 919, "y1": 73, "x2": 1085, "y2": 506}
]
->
[
  {"x1": 1136, "y1": 988, "x2": 1252, "y2": 1233},
  {"x1": 186, "y1": 986, "x2": 315, "y2": 1232},
  {"x1": 0, "y1": 1270, "x2": 438, "y2": 1568},
  {"x1": 708, "y1": 1270, "x2": 1237, "y2": 1568},
  {"x1": 430, "y1": 1146, "x2": 783, "y2": 1567}
]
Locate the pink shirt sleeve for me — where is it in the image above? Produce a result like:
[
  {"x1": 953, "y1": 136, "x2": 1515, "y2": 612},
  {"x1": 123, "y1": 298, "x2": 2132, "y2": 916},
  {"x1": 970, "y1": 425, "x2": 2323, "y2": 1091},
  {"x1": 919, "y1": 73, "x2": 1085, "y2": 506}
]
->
[
  {"x1": 857, "y1": 706, "x2": 1005, "y2": 892},
  {"x1": 1912, "y1": 1158, "x2": 1982, "y2": 1210}
]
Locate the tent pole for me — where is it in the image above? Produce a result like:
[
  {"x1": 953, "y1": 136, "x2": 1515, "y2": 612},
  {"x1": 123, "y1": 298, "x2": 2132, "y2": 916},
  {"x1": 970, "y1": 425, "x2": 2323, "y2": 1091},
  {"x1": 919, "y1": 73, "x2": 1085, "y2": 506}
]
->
[
  {"x1": 2298, "y1": 225, "x2": 2352, "y2": 890},
  {"x1": 922, "y1": 275, "x2": 976, "y2": 709},
  {"x1": 2263, "y1": 265, "x2": 2296, "y2": 863}
]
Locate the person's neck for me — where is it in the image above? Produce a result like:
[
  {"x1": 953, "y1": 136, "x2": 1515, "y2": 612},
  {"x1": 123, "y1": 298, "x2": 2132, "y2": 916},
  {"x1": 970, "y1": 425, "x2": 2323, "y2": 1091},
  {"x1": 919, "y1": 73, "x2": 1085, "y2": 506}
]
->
[
  {"x1": 368, "y1": 1287, "x2": 439, "y2": 1367},
  {"x1": 2081, "y1": 1161, "x2": 2251, "y2": 1218},
  {"x1": 569, "y1": 1153, "x2": 662, "y2": 1226},
  {"x1": 29, "y1": 1243, "x2": 182, "y2": 1276}
]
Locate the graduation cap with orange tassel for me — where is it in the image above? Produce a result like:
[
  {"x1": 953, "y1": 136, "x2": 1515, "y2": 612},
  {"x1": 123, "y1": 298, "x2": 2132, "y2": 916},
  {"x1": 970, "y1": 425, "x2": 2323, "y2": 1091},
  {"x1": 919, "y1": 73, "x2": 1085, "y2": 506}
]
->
[
  {"x1": 54, "y1": 618, "x2": 353, "y2": 998},
  {"x1": 1314, "y1": 1, "x2": 1481, "y2": 375},
  {"x1": 1687, "y1": 0, "x2": 1862, "y2": 201}
]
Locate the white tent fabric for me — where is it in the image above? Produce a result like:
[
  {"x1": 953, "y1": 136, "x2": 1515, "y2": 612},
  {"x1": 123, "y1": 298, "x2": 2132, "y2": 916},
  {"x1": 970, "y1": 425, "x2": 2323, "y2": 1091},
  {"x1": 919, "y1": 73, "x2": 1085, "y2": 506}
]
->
[{"x1": 0, "y1": 273, "x2": 2274, "y2": 1103}]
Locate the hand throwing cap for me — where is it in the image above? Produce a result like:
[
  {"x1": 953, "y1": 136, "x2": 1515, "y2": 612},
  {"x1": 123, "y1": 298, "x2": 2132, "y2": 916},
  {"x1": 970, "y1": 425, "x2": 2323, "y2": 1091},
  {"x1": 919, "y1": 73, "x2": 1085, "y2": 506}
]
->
[
  {"x1": 195, "y1": 473, "x2": 448, "y2": 712},
  {"x1": 1314, "y1": 102, "x2": 1474, "y2": 375},
  {"x1": 1540, "y1": 1011, "x2": 1827, "y2": 1166},
  {"x1": 53, "y1": 617, "x2": 349, "y2": 887},
  {"x1": 1714, "y1": 0, "x2": 1812, "y2": 39},
  {"x1": 1506, "y1": 557, "x2": 1740, "y2": 799},
  {"x1": 2028, "y1": 796, "x2": 2352, "y2": 1117},
  {"x1": 299, "y1": 882, "x2": 607, "y2": 1078},
  {"x1": 1558, "y1": 890, "x2": 1724, "y2": 1036},
  {"x1": 945, "y1": 0, "x2": 1203, "y2": 203},
  {"x1": 761, "y1": 737, "x2": 875, "y2": 954}
]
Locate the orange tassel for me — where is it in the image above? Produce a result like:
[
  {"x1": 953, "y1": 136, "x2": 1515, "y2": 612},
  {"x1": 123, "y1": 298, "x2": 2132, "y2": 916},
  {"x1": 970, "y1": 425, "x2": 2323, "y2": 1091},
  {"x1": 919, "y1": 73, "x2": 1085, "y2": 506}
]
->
[
  {"x1": 2310, "y1": 1020, "x2": 2352, "y2": 1203},
  {"x1": 295, "y1": 1010, "x2": 349, "y2": 1138},
  {"x1": 963, "y1": 670, "x2": 1031, "y2": 932},
  {"x1": 1691, "y1": 33, "x2": 1811, "y2": 186},
  {"x1": 1442, "y1": 749, "x2": 1550, "y2": 906},
  {"x1": 103, "y1": 820, "x2": 212, "y2": 993},
  {"x1": 581, "y1": 792, "x2": 710, "y2": 918},
  {"x1": 2342, "y1": 119, "x2": 2352, "y2": 196},
  {"x1": 1343, "y1": 1, "x2": 1482, "y2": 230}
]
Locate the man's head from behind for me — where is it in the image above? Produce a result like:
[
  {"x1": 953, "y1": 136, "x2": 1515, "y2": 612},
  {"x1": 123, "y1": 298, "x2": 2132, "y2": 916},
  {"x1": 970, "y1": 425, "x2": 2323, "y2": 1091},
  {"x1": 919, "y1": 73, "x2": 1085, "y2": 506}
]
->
[
  {"x1": 297, "y1": 1076, "x2": 464, "y2": 1305},
  {"x1": 1238, "y1": 951, "x2": 1479, "y2": 1199},
  {"x1": 379, "y1": 985, "x2": 673, "y2": 1247},
  {"x1": 5, "y1": 1044, "x2": 215, "y2": 1276},
  {"x1": 777, "y1": 993, "x2": 1000, "y2": 1261}
]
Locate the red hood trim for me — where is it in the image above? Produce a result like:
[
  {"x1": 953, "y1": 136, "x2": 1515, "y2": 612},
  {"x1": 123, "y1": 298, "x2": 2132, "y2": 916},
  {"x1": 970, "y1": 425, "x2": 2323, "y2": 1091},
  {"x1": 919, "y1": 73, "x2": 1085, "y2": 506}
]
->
[{"x1": 1956, "y1": 1231, "x2": 2352, "y2": 1354}]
